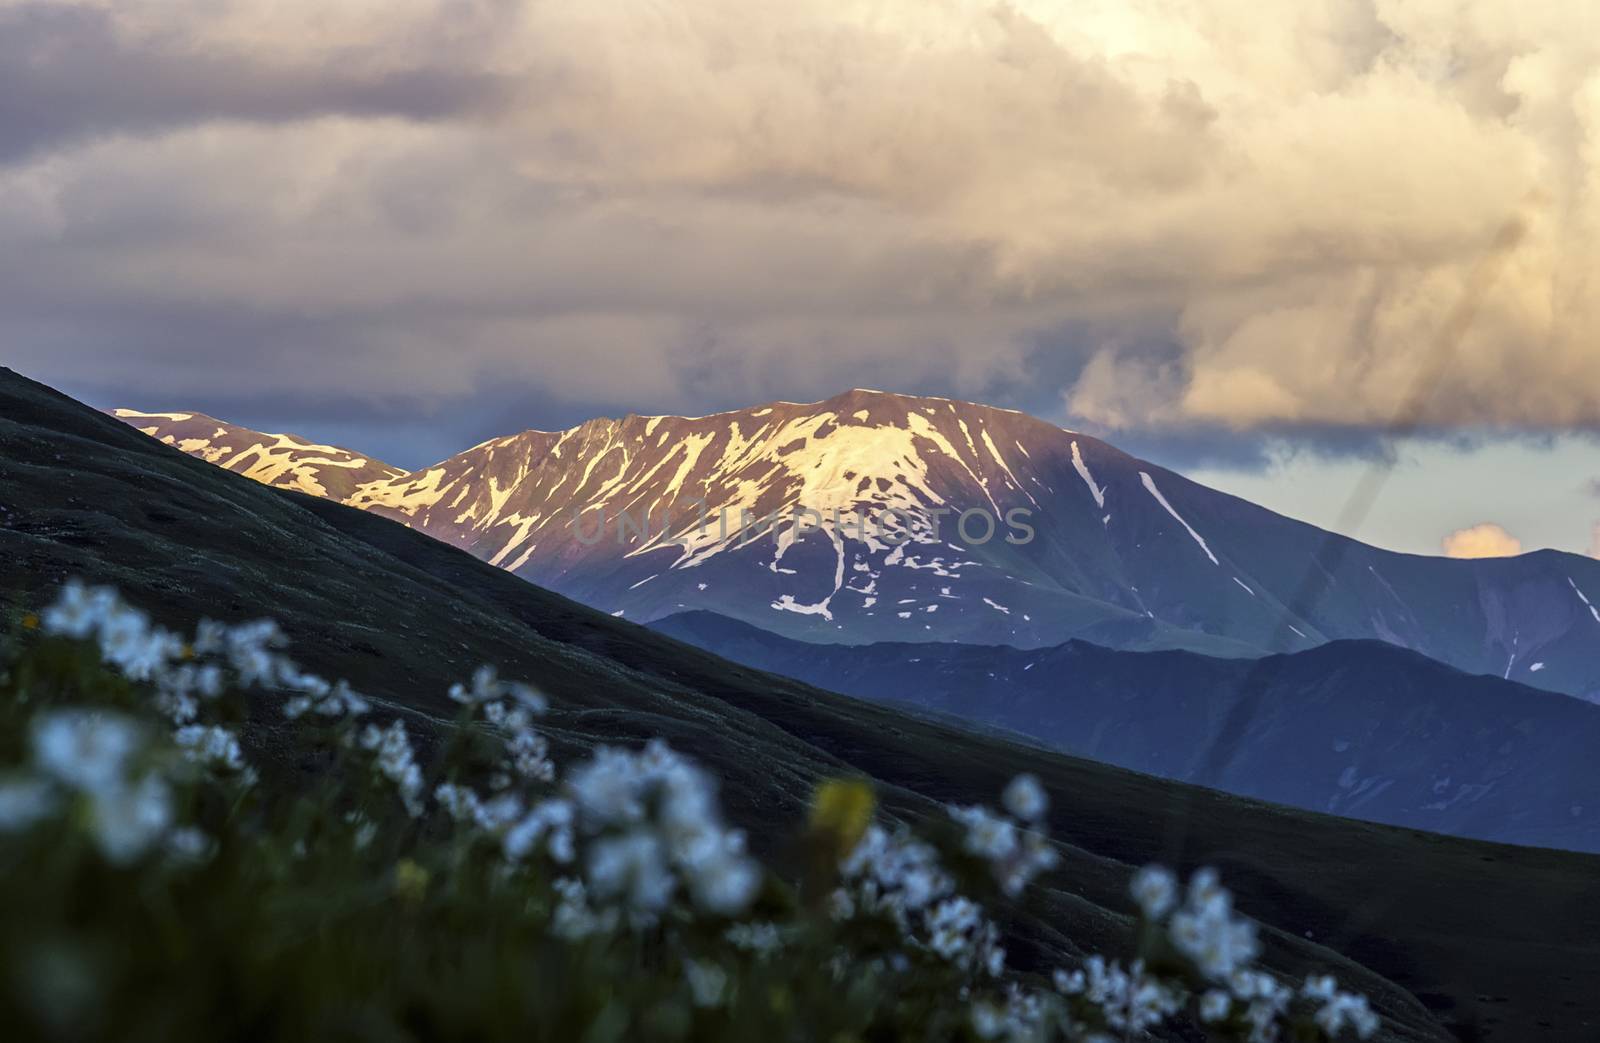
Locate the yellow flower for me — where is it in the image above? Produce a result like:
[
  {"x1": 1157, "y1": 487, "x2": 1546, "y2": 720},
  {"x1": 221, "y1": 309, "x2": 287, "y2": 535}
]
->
[
  {"x1": 808, "y1": 779, "x2": 874, "y2": 855},
  {"x1": 393, "y1": 858, "x2": 431, "y2": 904},
  {"x1": 21, "y1": 612, "x2": 40, "y2": 631}
]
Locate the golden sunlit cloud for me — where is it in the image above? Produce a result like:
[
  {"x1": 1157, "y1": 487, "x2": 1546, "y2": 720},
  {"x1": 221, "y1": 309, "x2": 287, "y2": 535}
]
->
[{"x1": 1442, "y1": 523, "x2": 1524, "y2": 559}]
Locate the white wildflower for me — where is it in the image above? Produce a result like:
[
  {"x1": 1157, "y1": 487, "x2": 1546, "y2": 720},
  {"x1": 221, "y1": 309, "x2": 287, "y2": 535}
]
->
[
  {"x1": 983, "y1": 938, "x2": 1006, "y2": 978},
  {"x1": 480, "y1": 697, "x2": 555, "y2": 780},
  {"x1": 32, "y1": 710, "x2": 144, "y2": 794},
  {"x1": 41, "y1": 579, "x2": 115, "y2": 639},
  {"x1": 560, "y1": 741, "x2": 760, "y2": 917},
  {"x1": 155, "y1": 689, "x2": 199, "y2": 725},
  {"x1": 586, "y1": 830, "x2": 675, "y2": 914},
  {"x1": 358, "y1": 719, "x2": 424, "y2": 817},
  {"x1": 948, "y1": 802, "x2": 1058, "y2": 897},
  {"x1": 504, "y1": 799, "x2": 576, "y2": 863},
  {"x1": 88, "y1": 773, "x2": 174, "y2": 864},
  {"x1": 1229, "y1": 969, "x2": 1288, "y2": 1004},
  {"x1": 345, "y1": 811, "x2": 379, "y2": 851},
  {"x1": 190, "y1": 619, "x2": 228, "y2": 657},
  {"x1": 165, "y1": 826, "x2": 215, "y2": 866},
  {"x1": 504, "y1": 724, "x2": 555, "y2": 782},
  {"x1": 40, "y1": 582, "x2": 185, "y2": 682},
  {"x1": 683, "y1": 959, "x2": 727, "y2": 1008},
  {"x1": 688, "y1": 845, "x2": 762, "y2": 915},
  {"x1": 1169, "y1": 867, "x2": 1260, "y2": 981},
  {"x1": 174, "y1": 725, "x2": 246, "y2": 772},
  {"x1": 103, "y1": 618, "x2": 183, "y2": 682},
  {"x1": 285, "y1": 676, "x2": 368, "y2": 720},
  {"x1": 435, "y1": 782, "x2": 484, "y2": 824},
  {"x1": 222, "y1": 619, "x2": 286, "y2": 686},
  {"x1": 1302, "y1": 974, "x2": 1337, "y2": 1001},
  {"x1": 977, "y1": 985, "x2": 1044, "y2": 1041},
  {"x1": 475, "y1": 792, "x2": 523, "y2": 831},
  {"x1": 996, "y1": 829, "x2": 1058, "y2": 897},
  {"x1": 449, "y1": 665, "x2": 498, "y2": 705},
  {"x1": 1243, "y1": 987, "x2": 1293, "y2": 1043},
  {"x1": 1312, "y1": 989, "x2": 1380, "y2": 1039},
  {"x1": 970, "y1": 1001, "x2": 1007, "y2": 1040},
  {"x1": 1080, "y1": 956, "x2": 1181, "y2": 1034},
  {"x1": 549, "y1": 877, "x2": 619, "y2": 940},
  {"x1": 451, "y1": 666, "x2": 547, "y2": 713},
  {"x1": 720, "y1": 923, "x2": 779, "y2": 958},
  {"x1": 949, "y1": 803, "x2": 1019, "y2": 861},
  {"x1": 1199, "y1": 988, "x2": 1232, "y2": 1023},
  {"x1": 926, "y1": 896, "x2": 983, "y2": 960},
  {"x1": 566, "y1": 746, "x2": 650, "y2": 824},
  {"x1": 1129, "y1": 864, "x2": 1178, "y2": 920},
  {"x1": 842, "y1": 824, "x2": 952, "y2": 915},
  {"x1": 1001, "y1": 773, "x2": 1047, "y2": 822}
]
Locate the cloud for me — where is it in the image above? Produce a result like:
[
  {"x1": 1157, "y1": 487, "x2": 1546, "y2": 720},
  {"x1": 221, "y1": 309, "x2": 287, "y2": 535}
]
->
[
  {"x1": 1442, "y1": 522, "x2": 1524, "y2": 559},
  {"x1": 4, "y1": 0, "x2": 1600, "y2": 437},
  {"x1": 0, "y1": 3, "x2": 514, "y2": 163},
  {"x1": 1590, "y1": 522, "x2": 1600, "y2": 559}
]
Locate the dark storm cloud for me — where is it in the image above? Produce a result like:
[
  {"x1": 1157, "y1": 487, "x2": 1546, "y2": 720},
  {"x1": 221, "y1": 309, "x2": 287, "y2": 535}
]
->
[{"x1": 0, "y1": 4, "x2": 513, "y2": 164}]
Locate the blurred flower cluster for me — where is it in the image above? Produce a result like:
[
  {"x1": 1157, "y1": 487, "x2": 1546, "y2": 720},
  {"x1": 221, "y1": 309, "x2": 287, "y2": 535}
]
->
[{"x1": 0, "y1": 582, "x2": 1382, "y2": 1041}]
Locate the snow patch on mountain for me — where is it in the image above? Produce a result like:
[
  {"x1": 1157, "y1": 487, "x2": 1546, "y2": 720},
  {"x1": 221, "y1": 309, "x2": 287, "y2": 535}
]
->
[
  {"x1": 1570, "y1": 577, "x2": 1600, "y2": 623},
  {"x1": 1139, "y1": 472, "x2": 1219, "y2": 566},
  {"x1": 114, "y1": 410, "x2": 194, "y2": 423},
  {"x1": 1070, "y1": 441, "x2": 1105, "y2": 509}
]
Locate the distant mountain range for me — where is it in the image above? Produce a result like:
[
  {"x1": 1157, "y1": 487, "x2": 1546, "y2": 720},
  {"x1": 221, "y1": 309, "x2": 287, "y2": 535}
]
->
[
  {"x1": 114, "y1": 392, "x2": 1600, "y2": 701},
  {"x1": 651, "y1": 609, "x2": 1600, "y2": 853}
]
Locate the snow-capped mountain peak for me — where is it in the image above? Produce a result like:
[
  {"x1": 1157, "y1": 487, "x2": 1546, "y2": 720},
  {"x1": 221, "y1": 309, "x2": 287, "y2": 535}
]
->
[{"x1": 345, "y1": 389, "x2": 1074, "y2": 585}]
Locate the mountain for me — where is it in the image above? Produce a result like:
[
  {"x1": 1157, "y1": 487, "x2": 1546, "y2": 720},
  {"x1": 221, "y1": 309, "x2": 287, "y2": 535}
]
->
[
  {"x1": 109, "y1": 408, "x2": 403, "y2": 501},
  {"x1": 115, "y1": 390, "x2": 1600, "y2": 702},
  {"x1": 11, "y1": 365, "x2": 1600, "y2": 1039},
  {"x1": 650, "y1": 610, "x2": 1600, "y2": 853}
]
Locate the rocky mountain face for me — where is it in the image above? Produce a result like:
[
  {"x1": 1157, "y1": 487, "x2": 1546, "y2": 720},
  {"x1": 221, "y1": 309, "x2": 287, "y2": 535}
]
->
[
  {"x1": 651, "y1": 609, "x2": 1600, "y2": 853},
  {"x1": 115, "y1": 389, "x2": 1600, "y2": 700}
]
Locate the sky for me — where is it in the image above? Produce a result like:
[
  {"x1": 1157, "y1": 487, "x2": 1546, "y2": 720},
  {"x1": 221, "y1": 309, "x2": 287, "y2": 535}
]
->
[{"x1": 3, "y1": 0, "x2": 1598, "y2": 558}]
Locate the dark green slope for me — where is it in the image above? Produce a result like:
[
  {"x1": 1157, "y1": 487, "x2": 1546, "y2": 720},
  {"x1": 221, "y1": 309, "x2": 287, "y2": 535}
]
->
[{"x1": 3, "y1": 366, "x2": 1597, "y2": 1041}]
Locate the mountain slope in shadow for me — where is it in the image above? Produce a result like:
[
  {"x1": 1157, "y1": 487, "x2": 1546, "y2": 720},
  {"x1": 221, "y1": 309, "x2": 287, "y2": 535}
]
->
[{"x1": 650, "y1": 609, "x2": 1600, "y2": 854}]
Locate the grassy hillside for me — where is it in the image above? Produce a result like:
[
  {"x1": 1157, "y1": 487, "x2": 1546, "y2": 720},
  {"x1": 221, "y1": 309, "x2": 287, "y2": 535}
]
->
[{"x1": 3, "y1": 366, "x2": 1598, "y2": 1040}]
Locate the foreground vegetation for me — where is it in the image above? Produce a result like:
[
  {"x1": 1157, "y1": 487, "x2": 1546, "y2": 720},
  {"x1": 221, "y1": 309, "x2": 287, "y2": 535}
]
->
[{"x1": 0, "y1": 581, "x2": 1383, "y2": 1041}]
